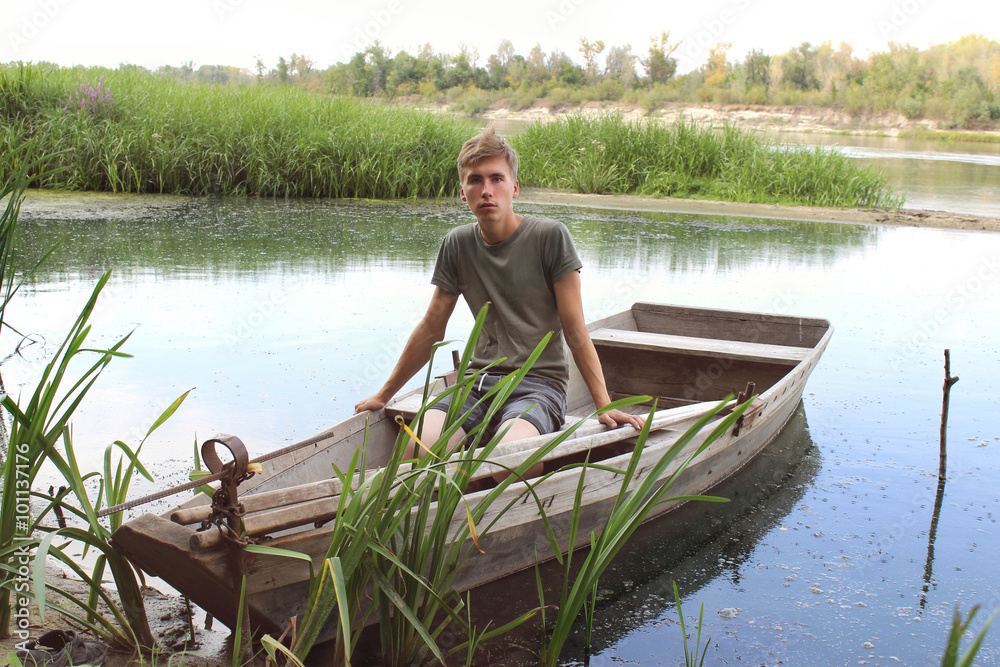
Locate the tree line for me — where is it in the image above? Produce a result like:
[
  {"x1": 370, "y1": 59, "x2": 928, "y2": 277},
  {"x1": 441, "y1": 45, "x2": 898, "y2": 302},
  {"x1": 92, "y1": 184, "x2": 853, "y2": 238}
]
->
[{"x1": 154, "y1": 33, "x2": 1000, "y2": 129}]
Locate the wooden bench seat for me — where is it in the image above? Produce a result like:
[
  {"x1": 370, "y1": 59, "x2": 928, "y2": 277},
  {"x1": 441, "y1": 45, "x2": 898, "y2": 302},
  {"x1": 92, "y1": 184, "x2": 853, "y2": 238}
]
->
[{"x1": 589, "y1": 328, "x2": 809, "y2": 364}]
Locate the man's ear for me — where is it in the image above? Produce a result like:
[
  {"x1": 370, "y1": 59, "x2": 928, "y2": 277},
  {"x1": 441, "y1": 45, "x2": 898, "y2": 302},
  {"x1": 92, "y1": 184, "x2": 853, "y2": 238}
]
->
[
  {"x1": 513, "y1": 179, "x2": 519, "y2": 198},
  {"x1": 459, "y1": 184, "x2": 466, "y2": 201}
]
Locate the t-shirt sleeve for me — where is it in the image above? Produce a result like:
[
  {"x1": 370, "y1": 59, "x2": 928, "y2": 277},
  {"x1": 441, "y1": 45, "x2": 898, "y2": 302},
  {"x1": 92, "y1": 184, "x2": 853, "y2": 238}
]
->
[
  {"x1": 430, "y1": 233, "x2": 461, "y2": 295},
  {"x1": 544, "y1": 220, "x2": 584, "y2": 284}
]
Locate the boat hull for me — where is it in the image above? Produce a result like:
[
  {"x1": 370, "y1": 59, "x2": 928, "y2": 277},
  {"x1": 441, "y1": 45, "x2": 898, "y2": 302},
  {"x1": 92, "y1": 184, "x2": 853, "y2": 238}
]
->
[{"x1": 112, "y1": 302, "x2": 832, "y2": 642}]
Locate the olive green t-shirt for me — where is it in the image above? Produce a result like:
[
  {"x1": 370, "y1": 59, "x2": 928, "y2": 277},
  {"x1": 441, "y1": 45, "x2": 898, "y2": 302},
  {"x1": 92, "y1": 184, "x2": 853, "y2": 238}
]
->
[{"x1": 431, "y1": 215, "x2": 583, "y2": 391}]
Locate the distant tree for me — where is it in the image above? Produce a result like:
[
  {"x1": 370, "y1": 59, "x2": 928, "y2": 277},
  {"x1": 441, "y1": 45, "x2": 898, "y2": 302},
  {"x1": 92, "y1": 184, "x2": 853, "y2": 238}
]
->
[
  {"x1": 557, "y1": 60, "x2": 585, "y2": 86},
  {"x1": 579, "y1": 37, "x2": 606, "y2": 83},
  {"x1": 276, "y1": 56, "x2": 289, "y2": 83},
  {"x1": 743, "y1": 48, "x2": 770, "y2": 88},
  {"x1": 781, "y1": 42, "x2": 820, "y2": 91},
  {"x1": 703, "y1": 42, "x2": 731, "y2": 87},
  {"x1": 196, "y1": 64, "x2": 231, "y2": 84},
  {"x1": 417, "y1": 43, "x2": 435, "y2": 62},
  {"x1": 386, "y1": 50, "x2": 419, "y2": 94},
  {"x1": 642, "y1": 31, "x2": 680, "y2": 84},
  {"x1": 485, "y1": 53, "x2": 508, "y2": 89},
  {"x1": 496, "y1": 39, "x2": 515, "y2": 69},
  {"x1": 156, "y1": 62, "x2": 194, "y2": 81},
  {"x1": 458, "y1": 43, "x2": 479, "y2": 69},
  {"x1": 449, "y1": 51, "x2": 475, "y2": 88},
  {"x1": 290, "y1": 53, "x2": 314, "y2": 78},
  {"x1": 605, "y1": 44, "x2": 638, "y2": 88},
  {"x1": 526, "y1": 44, "x2": 547, "y2": 85},
  {"x1": 348, "y1": 43, "x2": 389, "y2": 95},
  {"x1": 507, "y1": 54, "x2": 527, "y2": 88},
  {"x1": 254, "y1": 56, "x2": 266, "y2": 81},
  {"x1": 324, "y1": 63, "x2": 352, "y2": 94}
]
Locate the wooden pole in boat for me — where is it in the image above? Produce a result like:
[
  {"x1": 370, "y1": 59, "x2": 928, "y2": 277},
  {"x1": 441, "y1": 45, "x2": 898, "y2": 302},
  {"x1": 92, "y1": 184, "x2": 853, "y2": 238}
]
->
[{"x1": 939, "y1": 349, "x2": 958, "y2": 478}]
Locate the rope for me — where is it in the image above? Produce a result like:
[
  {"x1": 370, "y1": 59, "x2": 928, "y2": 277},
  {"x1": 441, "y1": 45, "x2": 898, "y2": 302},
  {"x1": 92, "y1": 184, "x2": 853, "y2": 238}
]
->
[{"x1": 96, "y1": 427, "x2": 338, "y2": 518}]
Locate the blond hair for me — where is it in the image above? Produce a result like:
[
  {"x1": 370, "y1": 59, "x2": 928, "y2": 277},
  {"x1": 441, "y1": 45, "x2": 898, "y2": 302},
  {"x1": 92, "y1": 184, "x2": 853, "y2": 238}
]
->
[{"x1": 457, "y1": 124, "x2": 519, "y2": 181}]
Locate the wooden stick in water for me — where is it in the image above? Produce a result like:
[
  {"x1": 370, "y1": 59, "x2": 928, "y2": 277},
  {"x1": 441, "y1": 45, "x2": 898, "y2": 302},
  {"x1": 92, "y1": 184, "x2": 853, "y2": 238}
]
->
[{"x1": 939, "y1": 349, "x2": 959, "y2": 478}]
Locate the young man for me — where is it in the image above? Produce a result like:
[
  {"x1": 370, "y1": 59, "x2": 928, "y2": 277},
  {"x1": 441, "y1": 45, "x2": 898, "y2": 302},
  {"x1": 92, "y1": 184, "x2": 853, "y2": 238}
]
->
[{"x1": 354, "y1": 126, "x2": 643, "y2": 451}]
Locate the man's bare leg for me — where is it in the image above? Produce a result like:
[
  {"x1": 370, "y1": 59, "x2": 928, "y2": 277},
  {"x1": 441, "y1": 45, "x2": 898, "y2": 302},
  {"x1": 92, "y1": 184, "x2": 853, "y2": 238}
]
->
[
  {"x1": 404, "y1": 409, "x2": 466, "y2": 460},
  {"x1": 492, "y1": 418, "x2": 542, "y2": 483}
]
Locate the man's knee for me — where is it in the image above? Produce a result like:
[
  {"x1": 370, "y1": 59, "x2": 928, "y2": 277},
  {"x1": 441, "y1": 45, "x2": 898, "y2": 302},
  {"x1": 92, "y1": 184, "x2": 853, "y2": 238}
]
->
[
  {"x1": 405, "y1": 409, "x2": 465, "y2": 458},
  {"x1": 496, "y1": 418, "x2": 541, "y2": 442}
]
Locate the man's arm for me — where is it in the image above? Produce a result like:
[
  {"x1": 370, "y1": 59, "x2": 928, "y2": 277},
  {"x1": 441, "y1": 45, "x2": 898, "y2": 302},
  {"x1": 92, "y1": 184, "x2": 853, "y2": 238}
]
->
[
  {"x1": 354, "y1": 287, "x2": 459, "y2": 413},
  {"x1": 554, "y1": 271, "x2": 645, "y2": 431}
]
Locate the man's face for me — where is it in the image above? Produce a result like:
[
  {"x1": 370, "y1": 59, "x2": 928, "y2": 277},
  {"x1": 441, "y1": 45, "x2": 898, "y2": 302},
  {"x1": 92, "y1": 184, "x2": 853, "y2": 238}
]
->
[{"x1": 459, "y1": 156, "x2": 519, "y2": 225}]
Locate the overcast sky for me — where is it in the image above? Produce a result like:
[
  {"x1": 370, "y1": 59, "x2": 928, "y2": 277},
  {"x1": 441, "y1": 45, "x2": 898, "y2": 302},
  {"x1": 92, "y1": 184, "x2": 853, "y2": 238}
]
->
[{"x1": 3, "y1": 0, "x2": 997, "y2": 74}]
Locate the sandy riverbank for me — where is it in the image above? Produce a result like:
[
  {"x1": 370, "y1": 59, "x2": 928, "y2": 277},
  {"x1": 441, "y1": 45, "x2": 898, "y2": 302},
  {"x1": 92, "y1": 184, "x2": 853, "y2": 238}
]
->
[{"x1": 470, "y1": 99, "x2": 1000, "y2": 140}]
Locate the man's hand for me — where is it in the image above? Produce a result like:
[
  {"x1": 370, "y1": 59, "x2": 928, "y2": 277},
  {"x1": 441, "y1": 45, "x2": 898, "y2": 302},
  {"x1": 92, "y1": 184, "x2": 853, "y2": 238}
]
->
[
  {"x1": 599, "y1": 409, "x2": 646, "y2": 431},
  {"x1": 354, "y1": 395, "x2": 387, "y2": 414}
]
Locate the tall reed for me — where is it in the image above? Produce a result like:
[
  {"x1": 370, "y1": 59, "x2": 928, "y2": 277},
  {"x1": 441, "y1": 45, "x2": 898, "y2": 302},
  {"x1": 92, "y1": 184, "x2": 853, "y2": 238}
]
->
[
  {"x1": 2, "y1": 65, "x2": 904, "y2": 209},
  {"x1": 535, "y1": 395, "x2": 750, "y2": 665},
  {"x1": 0, "y1": 63, "x2": 473, "y2": 199},
  {"x1": 0, "y1": 145, "x2": 184, "y2": 651},
  {"x1": 513, "y1": 113, "x2": 904, "y2": 209}
]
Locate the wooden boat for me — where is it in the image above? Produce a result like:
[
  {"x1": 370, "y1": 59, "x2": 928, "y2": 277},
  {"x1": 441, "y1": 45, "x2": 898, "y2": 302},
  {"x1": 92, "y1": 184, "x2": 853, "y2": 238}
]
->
[{"x1": 111, "y1": 302, "x2": 832, "y2": 643}]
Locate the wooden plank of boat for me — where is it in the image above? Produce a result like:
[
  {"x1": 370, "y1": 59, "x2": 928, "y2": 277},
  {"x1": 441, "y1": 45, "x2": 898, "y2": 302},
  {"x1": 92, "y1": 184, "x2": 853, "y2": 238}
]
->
[
  {"x1": 588, "y1": 328, "x2": 810, "y2": 364},
  {"x1": 181, "y1": 400, "x2": 724, "y2": 551}
]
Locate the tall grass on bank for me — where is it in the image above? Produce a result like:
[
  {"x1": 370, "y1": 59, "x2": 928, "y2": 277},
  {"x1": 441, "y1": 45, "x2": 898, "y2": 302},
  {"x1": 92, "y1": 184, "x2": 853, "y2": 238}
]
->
[
  {"x1": 513, "y1": 113, "x2": 904, "y2": 209},
  {"x1": 0, "y1": 63, "x2": 473, "y2": 198}
]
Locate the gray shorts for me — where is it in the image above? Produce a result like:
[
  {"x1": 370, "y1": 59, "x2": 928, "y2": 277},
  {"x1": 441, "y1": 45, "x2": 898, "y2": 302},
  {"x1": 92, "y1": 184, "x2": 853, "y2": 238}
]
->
[{"x1": 428, "y1": 372, "x2": 567, "y2": 438}]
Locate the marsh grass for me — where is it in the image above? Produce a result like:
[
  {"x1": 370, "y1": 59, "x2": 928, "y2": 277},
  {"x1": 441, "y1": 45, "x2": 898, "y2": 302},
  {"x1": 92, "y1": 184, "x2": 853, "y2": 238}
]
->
[
  {"x1": 0, "y1": 64, "x2": 473, "y2": 199},
  {"x1": 673, "y1": 581, "x2": 710, "y2": 667},
  {"x1": 3, "y1": 65, "x2": 904, "y2": 209},
  {"x1": 513, "y1": 113, "x2": 904, "y2": 209}
]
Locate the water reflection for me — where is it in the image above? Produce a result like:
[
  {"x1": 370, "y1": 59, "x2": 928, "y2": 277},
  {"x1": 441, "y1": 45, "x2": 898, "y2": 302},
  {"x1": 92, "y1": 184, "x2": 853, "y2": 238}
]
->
[{"x1": 16, "y1": 197, "x2": 876, "y2": 280}]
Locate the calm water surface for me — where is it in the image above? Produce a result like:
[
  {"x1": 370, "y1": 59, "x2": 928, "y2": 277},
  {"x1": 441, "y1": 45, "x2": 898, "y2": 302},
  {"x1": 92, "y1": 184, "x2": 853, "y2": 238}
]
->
[{"x1": 8, "y1": 195, "x2": 1000, "y2": 665}]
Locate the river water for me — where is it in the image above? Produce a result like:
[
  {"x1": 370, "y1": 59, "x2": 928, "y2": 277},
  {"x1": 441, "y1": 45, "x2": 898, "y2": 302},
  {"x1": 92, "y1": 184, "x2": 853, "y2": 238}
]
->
[{"x1": 7, "y1": 189, "x2": 999, "y2": 665}]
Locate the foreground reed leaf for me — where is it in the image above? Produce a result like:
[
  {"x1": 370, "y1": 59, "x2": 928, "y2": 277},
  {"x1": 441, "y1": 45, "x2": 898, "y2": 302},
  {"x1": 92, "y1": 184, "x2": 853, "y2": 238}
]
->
[
  {"x1": 539, "y1": 395, "x2": 750, "y2": 665},
  {"x1": 940, "y1": 604, "x2": 998, "y2": 667}
]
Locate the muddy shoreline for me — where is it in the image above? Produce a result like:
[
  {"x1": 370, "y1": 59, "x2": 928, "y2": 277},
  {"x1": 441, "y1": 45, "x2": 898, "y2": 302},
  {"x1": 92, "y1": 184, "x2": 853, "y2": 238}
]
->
[{"x1": 18, "y1": 187, "x2": 1000, "y2": 234}]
